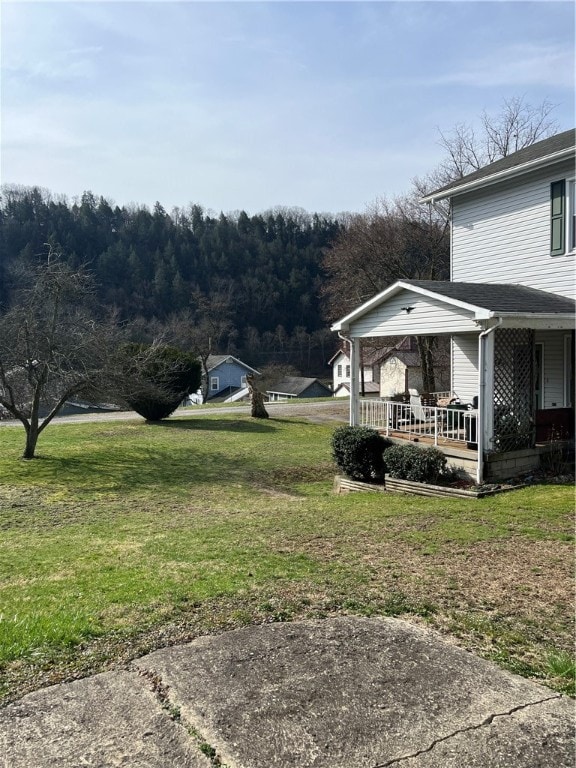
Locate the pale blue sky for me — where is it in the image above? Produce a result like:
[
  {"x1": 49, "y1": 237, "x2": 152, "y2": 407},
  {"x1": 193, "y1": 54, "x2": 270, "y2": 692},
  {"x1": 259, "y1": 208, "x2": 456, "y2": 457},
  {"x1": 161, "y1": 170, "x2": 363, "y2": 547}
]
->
[{"x1": 2, "y1": 1, "x2": 574, "y2": 215}]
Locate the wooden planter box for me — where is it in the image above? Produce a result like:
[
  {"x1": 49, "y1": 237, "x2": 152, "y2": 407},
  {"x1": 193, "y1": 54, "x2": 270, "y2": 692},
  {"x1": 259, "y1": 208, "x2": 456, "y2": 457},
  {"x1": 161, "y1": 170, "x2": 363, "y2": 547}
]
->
[
  {"x1": 334, "y1": 475, "x2": 521, "y2": 499},
  {"x1": 384, "y1": 477, "x2": 487, "y2": 498},
  {"x1": 334, "y1": 476, "x2": 387, "y2": 494}
]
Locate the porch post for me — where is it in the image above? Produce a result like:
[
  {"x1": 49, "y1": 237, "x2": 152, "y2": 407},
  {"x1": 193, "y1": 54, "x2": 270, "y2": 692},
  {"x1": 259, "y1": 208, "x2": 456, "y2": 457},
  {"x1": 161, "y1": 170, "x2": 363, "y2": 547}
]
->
[
  {"x1": 350, "y1": 337, "x2": 360, "y2": 426},
  {"x1": 478, "y1": 326, "x2": 497, "y2": 484},
  {"x1": 482, "y1": 332, "x2": 495, "y2": 448}
]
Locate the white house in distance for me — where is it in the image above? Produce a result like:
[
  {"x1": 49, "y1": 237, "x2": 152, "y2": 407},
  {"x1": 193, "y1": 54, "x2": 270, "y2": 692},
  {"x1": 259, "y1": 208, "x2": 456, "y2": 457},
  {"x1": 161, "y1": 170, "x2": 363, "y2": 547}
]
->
[
  {"x1": 329, "y1": 339, "x2": 431, "y2": 398},
  {"x1": 329, "y1": 344, "x2": 392, "y2": 397},
  {"x1": 331, "y1": 128, "x2": 575, "y2": 482},
  {"x1": 379, "y1": 350, "x2": 426, "y2": 398}
]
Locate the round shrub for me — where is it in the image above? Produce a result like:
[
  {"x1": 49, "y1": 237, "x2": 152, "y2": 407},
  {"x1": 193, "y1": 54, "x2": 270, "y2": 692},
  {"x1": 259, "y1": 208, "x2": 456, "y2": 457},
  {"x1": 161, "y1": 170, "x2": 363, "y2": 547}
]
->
[
  {"x1": 121, "y1": 343, "x2": 201, "y2": 421},
  {"x1": 331, "y1": 426, "x2": 390, "y2": 483},
  {"x1": 384, "y1": 444, "x2": 447, "y2": 484}
]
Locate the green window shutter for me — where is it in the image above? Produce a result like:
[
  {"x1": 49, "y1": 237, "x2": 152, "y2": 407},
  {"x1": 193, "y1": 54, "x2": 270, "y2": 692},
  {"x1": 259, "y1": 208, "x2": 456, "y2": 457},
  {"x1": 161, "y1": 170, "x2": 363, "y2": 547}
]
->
[{"x1": 550, "y1": 180, "x2": 565, "y2": 256}]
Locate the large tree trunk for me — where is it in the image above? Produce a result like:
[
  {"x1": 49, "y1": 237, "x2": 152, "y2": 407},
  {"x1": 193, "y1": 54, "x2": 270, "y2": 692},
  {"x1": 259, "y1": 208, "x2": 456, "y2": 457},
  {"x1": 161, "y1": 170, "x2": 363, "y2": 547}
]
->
[
  {"x1": 23, "y1": 422, "x2": 39, "y2": 459},
  {"x1": 246, "y1": 375, "x2": 269, "y2": 419},
  {"x1": 416, "y1": 336, "x2": 436, "y2": 393}
]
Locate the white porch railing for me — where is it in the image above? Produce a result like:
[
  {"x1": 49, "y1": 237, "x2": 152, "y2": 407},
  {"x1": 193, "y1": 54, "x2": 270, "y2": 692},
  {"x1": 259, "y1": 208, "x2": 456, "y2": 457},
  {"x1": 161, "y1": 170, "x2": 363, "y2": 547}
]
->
[{"x1": 360, "y1": 398, "x2": 478, "y2": 448}]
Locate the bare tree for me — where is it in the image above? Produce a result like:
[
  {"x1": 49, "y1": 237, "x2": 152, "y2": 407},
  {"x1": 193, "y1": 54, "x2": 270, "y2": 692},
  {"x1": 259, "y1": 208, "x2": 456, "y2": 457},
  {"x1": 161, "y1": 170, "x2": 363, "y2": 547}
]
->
[
  {"x1": 322, "y1": 197, "x2": 449, "y2": 391},
  {"x1": 324, "y1": 97, "x2": 559, "y2": 391},
  {"x1": 416, "y1": 96, "x2": 559, "y2": 197},
  {"x1": 0, "y1": 252, "x2": 124, "y2": 458},
  {"x1": 158, "y1": 292, "x2": 235, "y2": 403}
]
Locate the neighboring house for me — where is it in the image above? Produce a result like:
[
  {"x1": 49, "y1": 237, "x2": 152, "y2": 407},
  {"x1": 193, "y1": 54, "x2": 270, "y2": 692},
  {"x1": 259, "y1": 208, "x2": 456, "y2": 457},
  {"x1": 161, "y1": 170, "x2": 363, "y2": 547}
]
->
[
  {"x1": 204, "y1": 355, "x2": 260, "y2": 401},
  {"x1": 333, "y1": 381, "x2": 380, "y2": 398},
  {"x1": 267, "y1": 377, "x2": 332, "y2": 401},
  {"x1": 329, "y1": 339, "x2": 421, "y2": 397},
  {"x1": 380, "y1": 351, "x2": 430, "y2": 398},
  {"x1": 331, "y1": 128, "x2": 575, "y2": 482}
]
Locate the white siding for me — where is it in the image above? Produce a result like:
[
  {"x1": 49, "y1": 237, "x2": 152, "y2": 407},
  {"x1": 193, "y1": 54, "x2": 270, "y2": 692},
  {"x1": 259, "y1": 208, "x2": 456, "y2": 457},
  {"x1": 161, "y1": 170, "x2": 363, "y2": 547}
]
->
[
  {"x1": 452, "y1": 334, "x2": 479, "y2": 402},
  {"x1": 332, "y1": 351, "x2": 374, "y2": 391},
  {"x1": 452, "y1": 160, "x2": 575, "y2": 299},
  {"x1": 349, "y1": 290, "x2": 478, "y2": 338},
  {"x1": 534, "y1": 330, "x2": 567, "y2": 408}
]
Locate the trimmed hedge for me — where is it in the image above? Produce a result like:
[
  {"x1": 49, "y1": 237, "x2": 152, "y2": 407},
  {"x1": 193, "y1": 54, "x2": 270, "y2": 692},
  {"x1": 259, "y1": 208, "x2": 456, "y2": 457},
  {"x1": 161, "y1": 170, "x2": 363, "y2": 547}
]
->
[
  {"x1": 331, "y1": 426, "x2": 391, "y2": 483},
  {"x1": 384, "y1": 444, "x2": 447, "y2": 484}
]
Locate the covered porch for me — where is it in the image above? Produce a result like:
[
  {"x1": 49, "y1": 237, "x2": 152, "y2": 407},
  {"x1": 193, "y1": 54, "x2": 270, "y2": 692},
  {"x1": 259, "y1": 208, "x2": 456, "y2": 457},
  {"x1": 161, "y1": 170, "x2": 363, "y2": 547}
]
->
[{"x1": 331, "y1": 280, "x2": 575, "y2": 483}]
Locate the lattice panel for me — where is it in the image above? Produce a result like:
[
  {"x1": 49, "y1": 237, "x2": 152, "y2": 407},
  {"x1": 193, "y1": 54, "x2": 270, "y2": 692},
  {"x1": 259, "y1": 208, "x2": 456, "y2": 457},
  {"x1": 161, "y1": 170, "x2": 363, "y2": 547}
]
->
[{"x1": 491, "y1": 328, "x2": 534, "y2": 453}]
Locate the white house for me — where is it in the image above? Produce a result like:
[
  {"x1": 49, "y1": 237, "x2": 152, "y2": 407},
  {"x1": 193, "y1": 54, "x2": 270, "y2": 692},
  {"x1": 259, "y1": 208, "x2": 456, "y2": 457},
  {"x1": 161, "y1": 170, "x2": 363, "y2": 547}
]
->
[
  {"x1": 379, "y1": 350, "x2": 427, "y2": 398},
  {"x1": 329, "y1": 339, "x2": 421, "y2": 398},
  {"x1": 331, "y1": 128, "x2": 575, "y2": 482}
]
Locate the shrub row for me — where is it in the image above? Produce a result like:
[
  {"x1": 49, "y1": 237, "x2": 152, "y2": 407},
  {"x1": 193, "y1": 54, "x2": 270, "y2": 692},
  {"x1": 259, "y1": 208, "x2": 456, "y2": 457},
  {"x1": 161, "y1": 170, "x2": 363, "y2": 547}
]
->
[{"x1": 331, "y1": 426, "x2": 448, "y2": 485}]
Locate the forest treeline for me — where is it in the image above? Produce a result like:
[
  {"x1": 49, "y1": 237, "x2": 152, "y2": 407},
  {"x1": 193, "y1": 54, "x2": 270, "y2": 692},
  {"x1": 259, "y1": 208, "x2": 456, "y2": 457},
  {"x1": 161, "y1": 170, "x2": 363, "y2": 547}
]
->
[{"x1": 0, "y1": 186, "x2": 344, "y2": 374}]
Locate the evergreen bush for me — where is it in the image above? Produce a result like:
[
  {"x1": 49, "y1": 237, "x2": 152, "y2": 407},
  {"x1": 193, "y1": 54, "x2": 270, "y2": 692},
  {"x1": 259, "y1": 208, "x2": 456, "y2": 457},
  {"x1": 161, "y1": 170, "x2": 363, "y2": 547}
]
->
[
  {"x1": 385, "y1": 444, "x2": 447, "y2": 484},
  {"x1": 121, "y1": 344, "x2": 201, "y2": 421},
  {"x1": 331, "y1": 426, "x2": 390, "y2": 483}
]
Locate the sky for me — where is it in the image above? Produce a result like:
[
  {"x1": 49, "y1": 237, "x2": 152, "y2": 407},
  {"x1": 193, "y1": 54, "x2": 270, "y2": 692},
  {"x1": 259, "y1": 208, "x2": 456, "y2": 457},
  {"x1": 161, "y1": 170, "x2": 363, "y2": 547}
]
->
[{"x1": 1, "y1": 1, "x2": 574, "y2": 217}]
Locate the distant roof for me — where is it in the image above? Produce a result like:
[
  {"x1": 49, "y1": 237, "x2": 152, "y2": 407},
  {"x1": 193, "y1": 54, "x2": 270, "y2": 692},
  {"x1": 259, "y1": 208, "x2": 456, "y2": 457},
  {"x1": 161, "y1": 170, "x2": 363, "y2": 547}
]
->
[
  {"x1": 336, "y1": 381, "x2": 380, "y2": 394},
  {"x1": 266, "y1": 376, "x2": 331, "y2": 396},
  {"x1": 328, "y1": 345, "x2": 396, "y2": 366},
  {"x1": 422, "y1": 128, "x2": 575, "y2": 203},
  {"x1": 206, "y1": 355, "x2": 259, "y2": 375},
  {"x1": 329, "y1": 338, "x2": 414, "y2": 366},
  {"x1": 386, "y1": 351, "x2": 421, "y2": 368}
]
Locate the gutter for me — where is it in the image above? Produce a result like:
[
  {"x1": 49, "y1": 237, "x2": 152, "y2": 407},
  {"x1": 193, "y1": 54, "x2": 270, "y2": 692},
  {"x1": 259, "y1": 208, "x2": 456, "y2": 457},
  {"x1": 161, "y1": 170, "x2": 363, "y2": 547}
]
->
[{"x1": 477, "y1": 318, "x2": 502, "y2": 485}]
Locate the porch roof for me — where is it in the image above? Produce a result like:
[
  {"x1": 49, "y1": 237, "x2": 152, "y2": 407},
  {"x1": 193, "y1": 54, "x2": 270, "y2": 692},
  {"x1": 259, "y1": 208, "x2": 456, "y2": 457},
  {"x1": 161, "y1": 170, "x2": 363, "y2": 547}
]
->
[{"x1": 331, "y1": 280, "x2": 575, "y2": 336}]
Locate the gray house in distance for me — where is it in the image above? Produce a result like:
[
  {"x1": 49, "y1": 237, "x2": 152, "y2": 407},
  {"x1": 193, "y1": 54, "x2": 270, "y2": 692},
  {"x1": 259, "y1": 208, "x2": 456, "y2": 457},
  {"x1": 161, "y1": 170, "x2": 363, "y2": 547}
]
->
[{"x1": 267, "y1": 377, "x2": 331, "y2": 401}]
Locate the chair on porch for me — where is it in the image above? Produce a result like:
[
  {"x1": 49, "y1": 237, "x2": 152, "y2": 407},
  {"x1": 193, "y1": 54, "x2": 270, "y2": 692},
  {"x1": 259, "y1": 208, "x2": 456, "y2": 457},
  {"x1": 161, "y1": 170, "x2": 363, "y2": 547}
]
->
[{"x1": 409, "y1": 394, "x2": 437, "y2": 428}]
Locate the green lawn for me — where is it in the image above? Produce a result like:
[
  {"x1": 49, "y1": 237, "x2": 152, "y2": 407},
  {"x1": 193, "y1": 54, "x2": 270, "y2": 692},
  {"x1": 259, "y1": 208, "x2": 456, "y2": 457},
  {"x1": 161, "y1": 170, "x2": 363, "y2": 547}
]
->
[{"x1": 0, "y1": 412, "x2": 573, "y2": 702}]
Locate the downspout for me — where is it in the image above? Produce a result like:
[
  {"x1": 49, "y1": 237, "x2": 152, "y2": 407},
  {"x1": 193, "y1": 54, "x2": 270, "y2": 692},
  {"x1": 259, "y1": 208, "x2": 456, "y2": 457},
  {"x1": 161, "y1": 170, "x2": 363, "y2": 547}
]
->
[
  {"x1": 477, "y1": 318, "x2": 502, "y2": 484},
  {"x1": 339, "y1": 331, "x2": 357, "y2": 425}
]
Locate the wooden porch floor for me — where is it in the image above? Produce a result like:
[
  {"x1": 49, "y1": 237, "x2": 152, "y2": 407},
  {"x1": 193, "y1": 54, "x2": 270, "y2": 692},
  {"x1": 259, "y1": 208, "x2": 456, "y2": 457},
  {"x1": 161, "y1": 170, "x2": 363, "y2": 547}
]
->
[{"x1": 381, "y1": 430, "x2": 479, "y2": 460}]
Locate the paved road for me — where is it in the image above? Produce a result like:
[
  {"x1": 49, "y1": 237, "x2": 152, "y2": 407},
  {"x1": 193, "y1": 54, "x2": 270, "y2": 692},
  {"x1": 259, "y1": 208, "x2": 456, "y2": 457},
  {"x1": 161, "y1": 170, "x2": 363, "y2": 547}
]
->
[{"x1": 0, "y1": 399, "x2": 350, "y2": 427}]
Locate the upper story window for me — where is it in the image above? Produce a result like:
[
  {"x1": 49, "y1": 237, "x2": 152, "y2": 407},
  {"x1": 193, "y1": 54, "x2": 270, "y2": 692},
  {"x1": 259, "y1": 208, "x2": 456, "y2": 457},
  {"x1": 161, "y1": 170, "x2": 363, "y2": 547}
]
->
[
  {"x1": 551, "y1": 179, "x2": 576, "y2": 256},
  {"x1": 210, "y1": 376, "x2": 219, "y2": 391},
  {"x1": 337, "y1": 364, "x2": 342, "y2": 377}
]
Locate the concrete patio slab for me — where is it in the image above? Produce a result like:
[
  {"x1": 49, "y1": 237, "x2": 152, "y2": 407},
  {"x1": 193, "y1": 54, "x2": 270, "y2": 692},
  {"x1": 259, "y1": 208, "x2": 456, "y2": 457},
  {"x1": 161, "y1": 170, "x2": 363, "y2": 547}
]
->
[
  {"x1": 135, "y1": 616, "x2": 574, "y2": 767},
  {"x1": 1, "y1": 617, "x2": 573, "y2": 767},
  {"x1": 0, "y1": 670, "x2": 212, "y2": 768}
]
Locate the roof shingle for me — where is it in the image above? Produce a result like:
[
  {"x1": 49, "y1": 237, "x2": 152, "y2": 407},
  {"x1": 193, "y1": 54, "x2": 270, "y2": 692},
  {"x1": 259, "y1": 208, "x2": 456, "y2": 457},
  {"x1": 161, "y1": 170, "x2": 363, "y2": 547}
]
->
[{"x1": 406, "y1": 280, "x2": 575, "y2": 314}]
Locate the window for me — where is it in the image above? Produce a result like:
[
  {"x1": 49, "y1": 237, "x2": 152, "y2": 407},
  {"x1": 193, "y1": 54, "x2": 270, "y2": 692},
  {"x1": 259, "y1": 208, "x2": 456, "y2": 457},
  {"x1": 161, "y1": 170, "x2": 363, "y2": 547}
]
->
[
  {"x1": 345, "y1": 365, "x2": 350, "y2": 378},
  {"x1": 337, "y1": 364, "x2": 342, "y2": 377},
  {"x1": 241, "y1": 375, "x2": 247, "y2": 386},
  {"x1": 210, "y1": 376, "x2": 219, "y2": 391},
  {"x1": 551, "y1": 179, "x2": 576, "y2": 256}
]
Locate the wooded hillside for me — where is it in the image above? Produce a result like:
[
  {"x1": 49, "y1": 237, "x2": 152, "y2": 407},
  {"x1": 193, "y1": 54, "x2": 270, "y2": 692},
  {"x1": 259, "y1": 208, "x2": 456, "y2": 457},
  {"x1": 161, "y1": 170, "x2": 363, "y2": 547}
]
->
[{"x1": 0, "y1": 186, "x2": 343, "y2": 374}]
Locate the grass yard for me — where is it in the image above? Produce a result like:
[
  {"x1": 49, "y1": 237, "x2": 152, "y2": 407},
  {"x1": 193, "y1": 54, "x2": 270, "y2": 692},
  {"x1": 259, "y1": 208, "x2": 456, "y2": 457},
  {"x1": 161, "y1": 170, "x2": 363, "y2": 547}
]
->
[{"x1": 0, "y1": 411, "x2": 574, "y2": 703}]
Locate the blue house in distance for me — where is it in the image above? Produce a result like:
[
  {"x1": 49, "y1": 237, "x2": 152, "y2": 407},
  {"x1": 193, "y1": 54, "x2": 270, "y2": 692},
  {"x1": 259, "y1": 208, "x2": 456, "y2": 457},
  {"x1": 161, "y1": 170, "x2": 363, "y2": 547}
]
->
[{"x1": 205, "y1": 355, "x2": 260, "y2": 401}]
